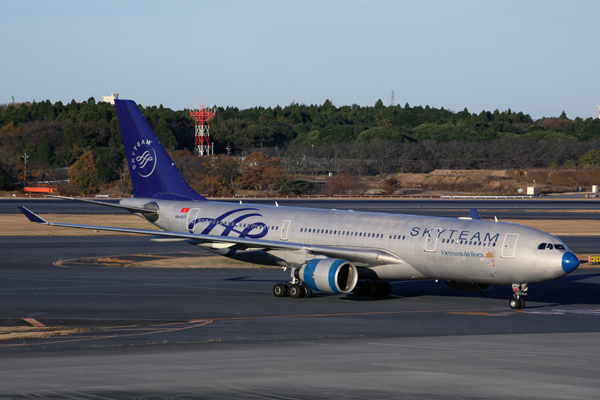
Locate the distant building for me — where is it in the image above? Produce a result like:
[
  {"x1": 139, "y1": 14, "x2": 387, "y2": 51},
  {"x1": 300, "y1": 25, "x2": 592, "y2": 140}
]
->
[{"x1": 101, "y1": 93, "x2": 119, "y2": 105}]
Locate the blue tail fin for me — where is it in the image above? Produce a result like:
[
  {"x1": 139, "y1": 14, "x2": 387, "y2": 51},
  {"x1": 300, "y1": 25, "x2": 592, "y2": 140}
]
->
[
  {"x1": 115, "y1": 99, "x2": 207, "y2": 201},
  {"x1": 468, "y1": 208, "x2": 481, "y2": 220}
]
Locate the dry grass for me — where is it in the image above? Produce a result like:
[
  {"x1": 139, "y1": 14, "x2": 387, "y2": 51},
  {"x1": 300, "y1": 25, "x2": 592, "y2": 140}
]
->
[
  {"x1": 0, "y1": 326, "x2": 89, "y2": 341},
  {"x1": 0, "y1": 214, "x2": 158, "y2": 236},
  {"x1": 4, "y1": 212, "x2": 600, "y2": 237},
  {"x1": 58, "y1": 254, "x2": 276, "y2": 269},
  {"x1": 130, "y1": 255, "x2": 273, "y2": 269}
]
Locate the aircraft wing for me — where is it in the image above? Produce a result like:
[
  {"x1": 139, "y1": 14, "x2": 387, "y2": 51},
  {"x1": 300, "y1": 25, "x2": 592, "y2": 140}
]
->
[{"x1": 19, "y1": 207, "x2": 403, "y2": 267}]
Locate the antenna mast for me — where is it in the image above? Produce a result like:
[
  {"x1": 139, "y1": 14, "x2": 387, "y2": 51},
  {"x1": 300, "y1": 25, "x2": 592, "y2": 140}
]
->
[{"x1": 190, "y1": 105, "x2": 216, "y2": 156}]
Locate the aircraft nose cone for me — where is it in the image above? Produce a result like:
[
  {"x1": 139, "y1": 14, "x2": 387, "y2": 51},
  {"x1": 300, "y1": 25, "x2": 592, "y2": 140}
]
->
[{"x1": 562, "y1": 251, "x2": 580, "y2": 274}]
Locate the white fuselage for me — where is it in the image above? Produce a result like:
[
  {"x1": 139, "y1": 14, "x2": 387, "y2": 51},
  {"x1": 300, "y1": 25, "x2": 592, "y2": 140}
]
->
[{"x1": 122, "y1": 198, "x2": 573, "y2": 285}]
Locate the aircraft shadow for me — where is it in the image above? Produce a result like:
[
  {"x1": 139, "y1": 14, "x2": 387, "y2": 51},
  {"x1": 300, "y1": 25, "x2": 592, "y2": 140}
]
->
[{"x1": 381, "y1": 270, "x2": 600, "y2": 306}]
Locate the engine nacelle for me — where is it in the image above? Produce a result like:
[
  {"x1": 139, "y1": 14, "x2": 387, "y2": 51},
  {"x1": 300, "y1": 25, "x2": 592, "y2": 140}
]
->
[
  {"x1": 297, "y1": 259, "x2": 358, "y2": 294},
  {"x1": 445, "y1": 281, "x2": 492, "y2": 292}
]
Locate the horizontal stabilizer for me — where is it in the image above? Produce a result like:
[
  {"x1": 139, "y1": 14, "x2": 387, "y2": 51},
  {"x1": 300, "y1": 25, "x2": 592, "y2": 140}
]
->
[
  {"x1": 18, "y1": 207, "x2": 48, "y2": 224},
  {"x1": 46, "y1": 195, "x2": 159, "y2": 214}
]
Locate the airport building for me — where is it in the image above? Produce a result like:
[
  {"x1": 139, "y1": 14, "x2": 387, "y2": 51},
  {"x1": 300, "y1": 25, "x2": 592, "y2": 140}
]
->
[{"x1": 101, "y1": 93, "x2": 119, "y2": 105}]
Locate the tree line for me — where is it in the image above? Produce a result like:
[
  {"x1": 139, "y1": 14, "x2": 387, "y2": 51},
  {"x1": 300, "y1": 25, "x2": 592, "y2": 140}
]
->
[{"x1": 1, "y1": 96, "x2": 600, "y2": 194}]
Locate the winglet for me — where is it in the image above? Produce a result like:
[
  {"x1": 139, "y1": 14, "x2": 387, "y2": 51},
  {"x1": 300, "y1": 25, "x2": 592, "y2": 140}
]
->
[
  {"x1": 468, "y1": 208, "x2": 482, "y2": 220},
  {"x1": 18, "y1": 206, "x2": 48, "y2": 224}
]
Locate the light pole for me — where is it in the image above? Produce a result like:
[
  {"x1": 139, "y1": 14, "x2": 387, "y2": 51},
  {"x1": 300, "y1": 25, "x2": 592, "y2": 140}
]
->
[{"x1": 22, "y1": 153, "x2": 29, "y2": 185}]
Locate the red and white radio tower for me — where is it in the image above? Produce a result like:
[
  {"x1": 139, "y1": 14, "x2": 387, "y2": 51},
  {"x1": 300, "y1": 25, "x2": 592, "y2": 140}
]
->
[{"x1": 190, "y1": 105, "x2": 216, "y2": 156}]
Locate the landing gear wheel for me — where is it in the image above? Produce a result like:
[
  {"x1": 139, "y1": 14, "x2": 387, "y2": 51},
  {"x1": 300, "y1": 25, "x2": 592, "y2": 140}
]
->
[
  {"x1": 303, "y1": 285, "x2": 313, "y2": 298},
  {"x1": 273, "y1": 283, "x2": 288, "y2": 297},
  {"x1": 509, "y1": 298, "x2": 525, "y2": 310},
  {"x1": 510, "y1": 283, "x2": 528, "y2": 310},
  {"x1": 289, "y1": 284, "x2": 304, "y2": 298},
  {"x1": 353, "y1": 282, "x2": 365, "y2": 296},
  {"x1": 366, "y1": 282, "x2": 381, "y2": 297},
  {"x1": 380, "y1": 282, "x2": 392, "y2": 297}
]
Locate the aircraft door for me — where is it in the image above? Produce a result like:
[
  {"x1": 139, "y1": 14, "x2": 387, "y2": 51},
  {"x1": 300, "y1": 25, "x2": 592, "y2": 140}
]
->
[
  {"x1": 280, "y1": 220, "x2": 291, "y2": 241},
  {"x1": 186, "y1": 208, "x2": 201, "y2": 232},
  {"x1": 424, "y1": 228, "x2": 440, "y2": 252},
  {"x1": 501, "y1": 233, "x2": 519, "y2": 258}
]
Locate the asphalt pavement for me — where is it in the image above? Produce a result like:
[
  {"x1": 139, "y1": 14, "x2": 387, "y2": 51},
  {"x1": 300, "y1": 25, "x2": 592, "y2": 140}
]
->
[{"x1": 1, "y1": 199, "x2": 600, "y2": 399}]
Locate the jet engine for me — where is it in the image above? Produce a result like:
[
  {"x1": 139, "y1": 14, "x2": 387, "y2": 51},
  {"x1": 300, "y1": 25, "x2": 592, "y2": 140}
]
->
[
  {"x1": 445, "y1": 281, "x2": 492, "y2": 292},
  {"x1": 140, "y1": 202, "x2": 159, "y2": 222},
  {"x1": 296, "y1": 258, "x2": 358, "y2": 294}
]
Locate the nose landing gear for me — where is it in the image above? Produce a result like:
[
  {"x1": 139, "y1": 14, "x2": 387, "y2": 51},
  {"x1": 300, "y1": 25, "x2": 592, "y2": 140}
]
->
[{"x1": 509, "y1": 283, "x2": 528, "y2": 310}]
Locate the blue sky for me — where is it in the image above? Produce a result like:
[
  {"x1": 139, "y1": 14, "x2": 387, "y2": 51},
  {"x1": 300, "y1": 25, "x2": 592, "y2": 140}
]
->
[{"x1": 2, "y1": 0, "x2": 599, "y2": 119}]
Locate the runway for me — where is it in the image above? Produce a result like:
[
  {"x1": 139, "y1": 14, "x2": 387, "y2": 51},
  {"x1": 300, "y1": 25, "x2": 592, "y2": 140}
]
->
[{"x1": 1, "y1": 200, "x2": 600, "y2": 398}]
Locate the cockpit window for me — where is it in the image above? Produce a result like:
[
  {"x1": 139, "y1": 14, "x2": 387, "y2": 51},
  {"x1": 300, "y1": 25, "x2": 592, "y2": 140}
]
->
[
  {"x1": 546, "y1": 244, "x2": 554, "y2": 250},
  {"x1": 538, "y1": 243, "x2": 546, "y2": 250},
  {"x1": 554, "y1": 244, "x2": 566, "y2": 250}
]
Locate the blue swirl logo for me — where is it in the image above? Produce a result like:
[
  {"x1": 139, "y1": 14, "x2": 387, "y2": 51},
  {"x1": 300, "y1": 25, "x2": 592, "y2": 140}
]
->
[
  {"x1": 187, "y1": 208, "x2": 269, "y2": 241},
  {"x1": 130, "y1": 139, "x2": 157, "y2": 178}
]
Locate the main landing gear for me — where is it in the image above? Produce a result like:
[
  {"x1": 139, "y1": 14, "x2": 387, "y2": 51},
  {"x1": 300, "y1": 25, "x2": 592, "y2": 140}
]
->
[
  {"x1": 273, "y1": 282, "x2": 312, "y2": 298},
  {"x1": 509, "y1": 283, "x2": 528, "y2": 310},
  {"x1": 273, "y1": 267, "x2": 313, "y2": 298}
]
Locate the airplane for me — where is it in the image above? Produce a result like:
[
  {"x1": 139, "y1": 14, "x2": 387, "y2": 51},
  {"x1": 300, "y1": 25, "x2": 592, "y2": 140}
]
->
[{"x1": 19, "y1": 99, "x2": 580, "y2": 310}]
